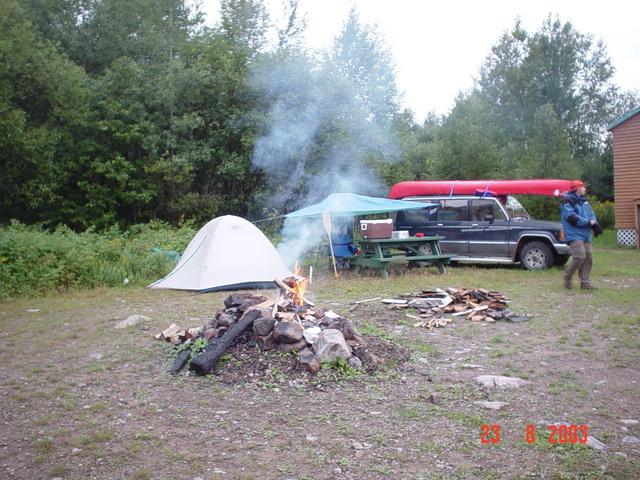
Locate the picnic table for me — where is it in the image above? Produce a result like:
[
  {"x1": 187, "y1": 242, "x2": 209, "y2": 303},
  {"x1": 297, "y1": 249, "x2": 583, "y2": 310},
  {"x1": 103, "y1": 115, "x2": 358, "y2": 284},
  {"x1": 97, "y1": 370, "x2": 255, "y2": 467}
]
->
[{"x1": 350, "y1": 236, "x2": 453, "y2": 278}]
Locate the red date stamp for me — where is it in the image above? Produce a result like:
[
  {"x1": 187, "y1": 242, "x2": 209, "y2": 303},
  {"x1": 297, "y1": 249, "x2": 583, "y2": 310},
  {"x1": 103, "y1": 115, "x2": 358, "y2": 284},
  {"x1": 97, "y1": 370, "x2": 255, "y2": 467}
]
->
[{"x1": 481, "y1": 424, "x2": 589, "y2": 444}]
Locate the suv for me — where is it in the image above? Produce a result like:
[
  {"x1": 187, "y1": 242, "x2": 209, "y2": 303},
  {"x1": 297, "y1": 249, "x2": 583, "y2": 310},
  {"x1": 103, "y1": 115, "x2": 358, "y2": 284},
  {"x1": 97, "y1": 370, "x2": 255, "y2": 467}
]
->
[{"x1": 394, "y1": 195, "x2": 569, "y2": 270}]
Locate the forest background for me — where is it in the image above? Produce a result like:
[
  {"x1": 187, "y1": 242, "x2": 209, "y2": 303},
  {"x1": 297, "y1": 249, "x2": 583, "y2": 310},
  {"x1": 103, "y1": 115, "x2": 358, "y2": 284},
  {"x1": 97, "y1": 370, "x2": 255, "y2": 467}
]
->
[{"x1": 2, "y1": 0, "x2": 639, "y2": 229}]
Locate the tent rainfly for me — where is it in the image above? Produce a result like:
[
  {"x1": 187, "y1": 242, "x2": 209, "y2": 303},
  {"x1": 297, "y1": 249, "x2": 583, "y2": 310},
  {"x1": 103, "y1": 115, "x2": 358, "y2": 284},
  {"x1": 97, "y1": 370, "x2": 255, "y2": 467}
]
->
[
  {"x1": 149, "y1": 215, "x2": 292, "y2": 292},
  {"x1": 284, "y1": 192, "x2": 435, "y2": 218}
]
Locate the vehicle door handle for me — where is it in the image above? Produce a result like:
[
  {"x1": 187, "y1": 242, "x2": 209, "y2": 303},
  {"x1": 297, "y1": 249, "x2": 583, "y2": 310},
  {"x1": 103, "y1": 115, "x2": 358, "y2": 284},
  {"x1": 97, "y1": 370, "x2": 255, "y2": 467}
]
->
[
  {"x1": 437, "y1": 223, "x2": 443, "y2": 226},
  {"x1": 472, "y1": 223, "x2": 479, "y2": 227}
]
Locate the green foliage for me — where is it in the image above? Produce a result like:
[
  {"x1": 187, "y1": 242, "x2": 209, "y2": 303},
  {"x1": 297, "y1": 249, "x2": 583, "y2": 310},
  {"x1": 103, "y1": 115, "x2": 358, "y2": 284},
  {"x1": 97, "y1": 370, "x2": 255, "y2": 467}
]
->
[
  {"x1": 0, "y1": 222, "x2": 195, "y2": 301},
  {"x1": 518, "y1": 196, "x2": 562, "y2": 221},
  {"x1": 320, "y1": 357, "x2": 361, "y2": 378},
  {"x1": 175, "y1": 337, "x2": 208, "y2": 360},
  {"x1": 590, "y1": 200, "x2": 615, "y2": 229}
]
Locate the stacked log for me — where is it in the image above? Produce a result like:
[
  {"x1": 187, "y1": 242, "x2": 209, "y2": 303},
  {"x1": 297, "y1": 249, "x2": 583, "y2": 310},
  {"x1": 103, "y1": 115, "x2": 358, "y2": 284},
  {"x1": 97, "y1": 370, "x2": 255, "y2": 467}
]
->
[{"x1": 383, "y1": 287, "x2": 520, "y2": 328}]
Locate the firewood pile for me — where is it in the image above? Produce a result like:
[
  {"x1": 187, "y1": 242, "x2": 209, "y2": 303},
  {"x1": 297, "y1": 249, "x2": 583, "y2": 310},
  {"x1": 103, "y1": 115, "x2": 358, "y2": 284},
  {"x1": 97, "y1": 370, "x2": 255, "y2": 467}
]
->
[
  {"x1": 383, "y1": 287, "x2": 522, "y2": 329},
  {"x1": 155, "y1": 276, "x2": 381, "y2": 376}
]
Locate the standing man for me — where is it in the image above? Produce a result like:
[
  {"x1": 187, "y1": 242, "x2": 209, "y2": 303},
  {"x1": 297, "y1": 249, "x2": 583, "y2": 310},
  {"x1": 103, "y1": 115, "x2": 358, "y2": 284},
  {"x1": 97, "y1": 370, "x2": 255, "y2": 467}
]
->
[{"x1": 560, "y1": 180, "x2": 601, "y2": 290}]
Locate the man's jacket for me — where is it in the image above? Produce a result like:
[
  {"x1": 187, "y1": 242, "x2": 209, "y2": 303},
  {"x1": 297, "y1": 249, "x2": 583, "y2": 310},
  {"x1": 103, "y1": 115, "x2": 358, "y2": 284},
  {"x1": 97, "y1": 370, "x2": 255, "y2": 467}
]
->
[{"x1": 560, "y1": 191, "x2": 597, "y2": 243}]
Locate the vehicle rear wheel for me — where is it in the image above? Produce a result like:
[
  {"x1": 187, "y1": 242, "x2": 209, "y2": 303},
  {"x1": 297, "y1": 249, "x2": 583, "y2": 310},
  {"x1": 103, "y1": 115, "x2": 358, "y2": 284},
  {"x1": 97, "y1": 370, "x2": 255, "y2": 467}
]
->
[
  {"x1": 554, "y1": 254, "x2": 570, "y2": 266},
  {"x1": 418, "y1": 244, "x2": 434, "y2": 256},
  {"x1": 519, "y1": 241, "x2": 553, "y2": 270},
  {"x1": 413, "y1": 243, "x2": 435, "y2": 267}
]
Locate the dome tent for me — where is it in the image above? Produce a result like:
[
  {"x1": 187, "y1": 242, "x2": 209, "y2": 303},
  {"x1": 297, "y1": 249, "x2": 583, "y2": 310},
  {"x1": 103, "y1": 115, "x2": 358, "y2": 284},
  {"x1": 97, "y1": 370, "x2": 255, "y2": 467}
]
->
[{"x1": 149, "y1": 215, "x2": 292, "y2": 292}]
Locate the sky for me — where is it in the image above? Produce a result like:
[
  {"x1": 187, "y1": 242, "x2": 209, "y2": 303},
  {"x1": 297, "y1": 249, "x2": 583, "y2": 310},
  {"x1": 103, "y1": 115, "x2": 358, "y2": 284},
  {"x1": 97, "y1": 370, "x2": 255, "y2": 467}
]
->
[{"x1": 202, "y1": 0, "x2": 640, "y2": 121}]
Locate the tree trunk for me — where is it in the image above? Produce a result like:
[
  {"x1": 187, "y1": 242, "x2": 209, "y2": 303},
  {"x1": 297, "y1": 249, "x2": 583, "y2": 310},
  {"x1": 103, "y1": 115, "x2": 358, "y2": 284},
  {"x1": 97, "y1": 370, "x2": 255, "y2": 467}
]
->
[{"x1": 190, "y1": 309, "x2": 263, "y2": 375}]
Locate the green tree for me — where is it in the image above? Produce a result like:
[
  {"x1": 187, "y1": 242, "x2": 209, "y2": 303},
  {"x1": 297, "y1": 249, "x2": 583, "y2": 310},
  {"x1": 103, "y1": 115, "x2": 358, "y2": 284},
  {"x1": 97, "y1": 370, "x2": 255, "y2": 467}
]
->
[
  {"x1": 0, "y1": 0, "x2": 94, "y2": 226},
  {"x1": 471, "y1": 16, "x2": 626, "y2": 195},
  {"x1": 329, "y1": 8, "x2": 399, "y2": 123},
  {"x1": 432, "y1": 95, "x2": 504, "y2": 180}
]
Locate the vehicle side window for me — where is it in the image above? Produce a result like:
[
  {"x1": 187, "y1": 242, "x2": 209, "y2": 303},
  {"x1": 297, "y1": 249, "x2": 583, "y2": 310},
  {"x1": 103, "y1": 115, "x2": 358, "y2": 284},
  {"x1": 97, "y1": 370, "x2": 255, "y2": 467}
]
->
[
  {"x1": 471, "y1": 199, "x2": 506, "y2": 221},
  {"x1": 438, "y1": 199, "x2": 468, "y2": 221},
  {"x1": 397, "y1": 206, "x2": 437, "y2": 224}
]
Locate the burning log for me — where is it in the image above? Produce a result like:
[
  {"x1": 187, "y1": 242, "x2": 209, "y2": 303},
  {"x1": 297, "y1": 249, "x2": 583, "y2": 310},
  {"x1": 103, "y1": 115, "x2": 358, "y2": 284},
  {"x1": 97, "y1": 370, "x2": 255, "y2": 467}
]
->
[
  {"x1": 274, "y1": 278, "x2": 315, "y2": 307},
  {"x1": 190, "y1": 309, "x2": 263, "y2": 375}
]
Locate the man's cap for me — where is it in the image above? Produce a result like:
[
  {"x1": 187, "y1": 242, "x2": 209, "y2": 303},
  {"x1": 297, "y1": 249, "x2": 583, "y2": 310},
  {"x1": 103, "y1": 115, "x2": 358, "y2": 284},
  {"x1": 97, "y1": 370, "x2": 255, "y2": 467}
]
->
[{"x1": 570, "y1": 180, "x2": 585, "y2": 191}]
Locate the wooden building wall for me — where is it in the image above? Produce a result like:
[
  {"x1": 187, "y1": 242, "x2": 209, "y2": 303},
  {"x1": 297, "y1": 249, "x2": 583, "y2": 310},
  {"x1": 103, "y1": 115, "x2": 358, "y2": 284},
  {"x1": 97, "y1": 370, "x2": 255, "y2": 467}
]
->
[{"x1": 611, "y1": 113, "x2": 640, "y2": 229}]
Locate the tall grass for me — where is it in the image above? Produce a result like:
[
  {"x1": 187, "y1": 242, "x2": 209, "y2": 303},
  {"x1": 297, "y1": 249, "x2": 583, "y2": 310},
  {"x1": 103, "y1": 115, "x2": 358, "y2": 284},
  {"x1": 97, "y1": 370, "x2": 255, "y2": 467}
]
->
[{"x1": 0, "y1": 221, "x2": 196, "y2": 301}]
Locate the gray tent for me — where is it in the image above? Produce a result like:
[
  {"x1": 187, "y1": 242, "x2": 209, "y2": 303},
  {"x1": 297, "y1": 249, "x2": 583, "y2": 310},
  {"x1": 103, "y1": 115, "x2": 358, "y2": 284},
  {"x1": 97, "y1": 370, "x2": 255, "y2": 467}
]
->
[{"x1": 149, "y1": 215, "x2": 292, "y2": 292}]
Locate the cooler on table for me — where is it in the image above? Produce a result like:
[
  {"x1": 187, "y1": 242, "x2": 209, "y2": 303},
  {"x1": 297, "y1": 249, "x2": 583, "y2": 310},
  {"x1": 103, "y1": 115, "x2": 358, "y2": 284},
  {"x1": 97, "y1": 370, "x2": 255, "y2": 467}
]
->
[{"x1": 360, "y1": 219, "x2": 393, "y2": 239}]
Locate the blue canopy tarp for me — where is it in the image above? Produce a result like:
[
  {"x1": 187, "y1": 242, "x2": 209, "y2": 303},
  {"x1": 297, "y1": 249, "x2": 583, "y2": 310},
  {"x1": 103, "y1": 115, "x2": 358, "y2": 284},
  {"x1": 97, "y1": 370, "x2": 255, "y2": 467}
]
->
[{"x1": 284, "y1": 192, "x2": 435, "y2": 218}]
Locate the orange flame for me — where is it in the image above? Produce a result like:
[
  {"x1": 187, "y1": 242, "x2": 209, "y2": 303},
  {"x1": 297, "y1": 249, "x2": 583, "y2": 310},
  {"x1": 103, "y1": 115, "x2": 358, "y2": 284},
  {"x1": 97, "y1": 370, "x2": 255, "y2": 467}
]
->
[{"x1": 291, "y1": 262, "x2": 307, "y2": 306}]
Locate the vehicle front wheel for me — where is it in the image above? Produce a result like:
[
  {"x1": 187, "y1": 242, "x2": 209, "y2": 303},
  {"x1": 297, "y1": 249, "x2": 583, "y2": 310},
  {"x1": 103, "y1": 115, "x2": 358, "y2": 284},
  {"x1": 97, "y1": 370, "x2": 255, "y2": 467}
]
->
[{"x1": 519, "y1": 241, "x2": 553, "y2": 270}]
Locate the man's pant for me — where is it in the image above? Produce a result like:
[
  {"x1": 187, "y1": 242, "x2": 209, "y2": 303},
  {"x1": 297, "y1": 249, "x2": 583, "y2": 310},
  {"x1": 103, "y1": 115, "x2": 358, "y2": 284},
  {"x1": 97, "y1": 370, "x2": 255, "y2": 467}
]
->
[{"x1": 564, "y1": 240, "x2": 593, "y2": 288}]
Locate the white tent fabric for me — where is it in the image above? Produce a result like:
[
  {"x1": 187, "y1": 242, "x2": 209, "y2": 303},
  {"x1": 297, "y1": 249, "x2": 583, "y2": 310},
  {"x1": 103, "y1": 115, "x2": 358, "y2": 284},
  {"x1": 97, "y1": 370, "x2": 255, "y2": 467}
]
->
[{"x1": 149, "y1": 215, "x2": 292, "y2": 292}]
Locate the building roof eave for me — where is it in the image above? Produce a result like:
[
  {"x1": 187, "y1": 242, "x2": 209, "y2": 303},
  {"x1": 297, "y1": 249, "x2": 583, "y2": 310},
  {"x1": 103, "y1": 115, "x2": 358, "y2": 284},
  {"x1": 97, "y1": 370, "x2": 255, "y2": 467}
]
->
[{"x1": 608, "y1": 106, "x2": 640, "y2": 131}]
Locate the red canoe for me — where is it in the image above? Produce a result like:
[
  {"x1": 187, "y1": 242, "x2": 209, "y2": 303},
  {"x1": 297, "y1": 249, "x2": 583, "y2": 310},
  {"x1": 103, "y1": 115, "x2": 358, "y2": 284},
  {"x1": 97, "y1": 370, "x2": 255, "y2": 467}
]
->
[{"x1": 388, "y1": 179, "x2": 574, "y2": 199}]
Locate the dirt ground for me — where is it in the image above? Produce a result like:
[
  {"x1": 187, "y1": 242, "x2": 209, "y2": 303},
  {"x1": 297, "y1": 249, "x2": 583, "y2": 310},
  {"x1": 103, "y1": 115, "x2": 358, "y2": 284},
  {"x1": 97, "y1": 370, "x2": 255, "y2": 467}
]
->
[{"x1": 1, "y1": 249, "x2": 639, "y2": 479}]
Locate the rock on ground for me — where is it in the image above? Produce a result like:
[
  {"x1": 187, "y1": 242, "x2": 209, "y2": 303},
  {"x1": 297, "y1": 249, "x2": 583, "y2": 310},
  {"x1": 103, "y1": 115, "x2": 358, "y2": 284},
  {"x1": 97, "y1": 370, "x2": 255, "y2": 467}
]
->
[
  {"x1": 474, "y1": 401, "x2": 509, "y2": 410},
  {"x1": 475, "y1": 375, "x2": 530, "y2": 389},
  {"x1": 115, "y1": 314, "x2": 150, "y2": 329}
]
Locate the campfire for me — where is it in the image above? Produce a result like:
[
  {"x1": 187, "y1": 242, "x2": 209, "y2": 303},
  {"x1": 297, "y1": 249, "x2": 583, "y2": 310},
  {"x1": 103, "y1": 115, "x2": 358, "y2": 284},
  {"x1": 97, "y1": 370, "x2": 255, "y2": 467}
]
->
[{"x1": 155, "y1": 275, "x2": 379, "y2": 377}]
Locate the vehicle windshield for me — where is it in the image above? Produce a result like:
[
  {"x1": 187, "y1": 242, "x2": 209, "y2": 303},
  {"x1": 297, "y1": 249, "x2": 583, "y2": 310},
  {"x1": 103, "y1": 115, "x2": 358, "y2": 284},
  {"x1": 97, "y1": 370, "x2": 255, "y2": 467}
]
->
[{"x1": 502, "y1": 196, "x2": 530, "y2": 220}]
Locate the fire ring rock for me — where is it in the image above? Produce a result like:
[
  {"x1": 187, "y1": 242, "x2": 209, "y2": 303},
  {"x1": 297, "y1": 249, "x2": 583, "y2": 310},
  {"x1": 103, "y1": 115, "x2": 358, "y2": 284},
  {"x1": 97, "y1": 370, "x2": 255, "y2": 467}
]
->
[
  {"x1": 278, "y1": 338, "x2": 308, "y2": 353},
  {"x1": 253, "y1": 317, "x2": 276, "y2": 336},
  {"x1": 217, "y1": 313, "x2": 236, "y2": 327},
  {"x1": 298, "y1": 347, "x2": 320, "y2": 373},
  {"x1": 315, "y1": 329, "x2": 352, "y2": 362},
  {"x1": 272, "y1": 321, "x2": 304, "y2": 344}
]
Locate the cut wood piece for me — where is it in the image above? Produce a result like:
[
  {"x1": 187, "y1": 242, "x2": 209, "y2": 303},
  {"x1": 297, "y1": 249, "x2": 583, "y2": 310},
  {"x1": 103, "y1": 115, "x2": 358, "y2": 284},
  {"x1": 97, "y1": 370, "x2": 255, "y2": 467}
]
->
[
  {"x1": 382, "y1": 299, "x2": 408, "y2": 304},
  {"x1": 276, "y1": 312, "x2": 297, "y2": 322},
  {"x1": 355, "y1": 297, "x2": 382, "y2": 304},
  {"x1": 156, "y1": 323, "x2": 182, "y2": 341},
  {"x1": 452, "y1": 305, "x2": 489, "y2": 317},
  {"x1": 190, "y1": 309, "x2": 263, "y2": 376},
  {"x1": 271, "y1": 290, "x2": 281, "y2": 317},
  {"x1": 186, "y1": 327, "x2": 202, "y2": 338}
]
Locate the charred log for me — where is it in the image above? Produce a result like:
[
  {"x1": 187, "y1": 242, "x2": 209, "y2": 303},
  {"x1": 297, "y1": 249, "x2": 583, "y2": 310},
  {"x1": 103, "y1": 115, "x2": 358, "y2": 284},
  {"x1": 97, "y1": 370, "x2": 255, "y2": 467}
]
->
[
  {"x1": 190, "y1": 309, "x2": 263, "y2": 375},
  {"x1": 170, "y1": 350, "x2": 191, "y2": 375}
]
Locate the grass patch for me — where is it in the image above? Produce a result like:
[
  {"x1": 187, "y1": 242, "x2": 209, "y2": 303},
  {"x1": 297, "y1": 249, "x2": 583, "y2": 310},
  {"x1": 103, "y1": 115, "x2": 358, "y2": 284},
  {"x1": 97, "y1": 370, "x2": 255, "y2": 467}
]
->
[{"x1": 36, "y1": 438, "x2": 55, "y2": 454}]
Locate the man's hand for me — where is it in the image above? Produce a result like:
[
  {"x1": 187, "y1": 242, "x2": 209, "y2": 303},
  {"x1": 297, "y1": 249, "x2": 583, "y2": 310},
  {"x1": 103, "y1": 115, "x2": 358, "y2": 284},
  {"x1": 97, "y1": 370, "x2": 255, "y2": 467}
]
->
[{"x1": 591, "y1": 222, "x2": 603, "y2": 237}]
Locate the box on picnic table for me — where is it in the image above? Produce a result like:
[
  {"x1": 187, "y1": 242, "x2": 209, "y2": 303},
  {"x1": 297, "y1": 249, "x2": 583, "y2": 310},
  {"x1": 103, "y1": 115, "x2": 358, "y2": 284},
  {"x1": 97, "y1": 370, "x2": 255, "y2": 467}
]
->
[{"x1": 360, "y1": 219, "x2": 393, "y2": 239}]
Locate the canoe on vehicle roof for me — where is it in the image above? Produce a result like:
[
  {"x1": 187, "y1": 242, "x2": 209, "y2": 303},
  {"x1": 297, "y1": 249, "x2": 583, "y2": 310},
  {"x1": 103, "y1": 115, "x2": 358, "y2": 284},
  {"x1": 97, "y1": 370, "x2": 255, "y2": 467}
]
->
[{"x1": 388, "y1": 179, "x2": 574, "y2": 199}]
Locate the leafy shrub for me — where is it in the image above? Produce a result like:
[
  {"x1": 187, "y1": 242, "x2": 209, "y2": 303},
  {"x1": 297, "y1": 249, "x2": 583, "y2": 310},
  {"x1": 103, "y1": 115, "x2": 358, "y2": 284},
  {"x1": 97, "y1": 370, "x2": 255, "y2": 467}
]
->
[
  {"x1": 0, "y1": 221, "x2": 196, "y2": 301},
  {"x1": 590, "y1": 200, "x2": 615, "y2": 229},
  {"x1": 518, "y1": 196, "x2": 561, "y2": 221}
]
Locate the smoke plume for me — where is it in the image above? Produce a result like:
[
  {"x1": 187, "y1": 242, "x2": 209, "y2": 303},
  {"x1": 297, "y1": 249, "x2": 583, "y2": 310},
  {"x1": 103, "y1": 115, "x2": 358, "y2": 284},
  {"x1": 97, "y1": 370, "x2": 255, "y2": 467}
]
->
[{"x1": 249, "y1": 54, "x2": 400, "y2": 266}]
